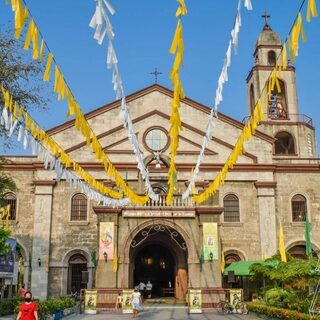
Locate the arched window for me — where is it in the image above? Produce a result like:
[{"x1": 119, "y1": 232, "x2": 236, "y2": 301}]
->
[
  {"x1": 223, "y1": 194, "x2": 240, "y2": 222},
  {"x1": 68, "y1": 254, "x2": 88, "y2": 293},
  {"x1": 249, "y1": 84, "x2": 255, "y2": 115},
  {"x1": 267, "y1": 79, "x2": 287, "y2": 119},
  {"x1": 71, "y1": 194, "x2": 88, "y2": 221},
  {"x1": 268, "y1": 50, "x2": 276, "y2": 66},
  {"x1": 4, "y1": 193, "x2": 17, "y2": 220},
  {"x1": 225, "y1": 253, "x2": 241, "y2": 267},
  {"x1": 292, "y1": 194, "x2": 307, "y2": 222},
  {"x1": 274, "y1": 131, "x2": 295, "y2": 155}
]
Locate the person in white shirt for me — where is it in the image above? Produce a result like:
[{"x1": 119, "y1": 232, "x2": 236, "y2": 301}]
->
[
  {"x1": 132, "y1": 288, "x2": 142, "y2": 319},
  {"x1": 138, "y1": 281, "x2": 146, "y2": 298},
  {"x1": 146, "y1": 280, "x2": 152, "y2": 298}
]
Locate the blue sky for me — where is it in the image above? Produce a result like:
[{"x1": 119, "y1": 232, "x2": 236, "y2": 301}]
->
[{"x1": 0, "y1": 0, "x2": 319, "y2": 155}]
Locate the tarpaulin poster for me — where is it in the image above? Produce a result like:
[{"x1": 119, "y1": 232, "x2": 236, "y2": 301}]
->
[
  {"x1": 99, "y1": 222, "x2": 114, "y2": 260},
  {"x1": 202, "y1": 223, "x2": 218, "y2": 261}
]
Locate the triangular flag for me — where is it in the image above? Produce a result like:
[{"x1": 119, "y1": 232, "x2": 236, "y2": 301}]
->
[
  {"x1": 113, "y1": 246, "x2": 118, "y2": 273},
  {"x1": 278, "y1": 222, "x2": 287, "y2": 262},
  {"x1": 221, "y1": 250, "x2": 225, "y2": 273},
  {"x1": 305, "y1": 214, "x2": 312, "y2": 258}
]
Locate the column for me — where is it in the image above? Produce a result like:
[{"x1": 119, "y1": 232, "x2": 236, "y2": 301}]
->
[
  {"x1": 255, "y1": 182, "x2": 277, "y2": 258},
  {"x1": 30, "y1": 180, "x2": 55, "y2": 300}
]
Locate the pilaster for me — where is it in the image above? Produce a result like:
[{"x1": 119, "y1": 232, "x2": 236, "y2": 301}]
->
[{"x1": 30, "y1": 180, "x2": 55, "y2": 300}]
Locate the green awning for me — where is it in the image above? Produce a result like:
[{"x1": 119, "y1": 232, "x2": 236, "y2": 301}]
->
[{"x1": 223, "y1": 260, "x2": 262, "y2": 276}]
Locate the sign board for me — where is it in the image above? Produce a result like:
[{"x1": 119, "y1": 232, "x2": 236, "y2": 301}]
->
[
  {"x1": 123, "y1": 210, "x2": 195, "y2": 218},
  {"x1": 0, "y1": 237, "x2": 16, "y2": 278},
  {"x1": 189, "y1": 289, "x2": 202, "y2": 314},
  {"x1": 122, "y1": 289, "x2": 134, "y2": 314},
  {"x1": 202, "y1": 223, "x2": 218, "y2": 261},
  {"x1": 230, "y1": 289, "x2": 242, "y2": 306},
  {"x1": 84, "y1": 290, "x2": 97, "y2": 314}
]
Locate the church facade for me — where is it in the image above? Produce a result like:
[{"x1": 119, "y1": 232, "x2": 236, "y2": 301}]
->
[{"x1": 2, "y1": 25, "x2": 320, "y2": 302}]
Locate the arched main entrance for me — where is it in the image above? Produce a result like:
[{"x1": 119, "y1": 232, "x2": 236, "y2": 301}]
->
[{"x1": 129, "y1": 224, "x2": 188, "y2": 300}]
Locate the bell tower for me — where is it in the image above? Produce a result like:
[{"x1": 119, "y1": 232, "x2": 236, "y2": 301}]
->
[
  {"x1": 246, "y1": 15, "x2": 317, "y2": 158},
  {"x1": 246, "y1": 13, "x2": 299, "y2": 121}
]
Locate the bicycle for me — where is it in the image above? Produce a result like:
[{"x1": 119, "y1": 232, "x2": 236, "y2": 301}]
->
[{"x1": 217, "y1": 300, "x2": 248, "y2": 315}]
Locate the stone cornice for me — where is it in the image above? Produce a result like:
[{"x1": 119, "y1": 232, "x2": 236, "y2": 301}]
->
[
  {"x1": 3, "y1": 162, "x2": 320, "y2": 173},
  {"x1": 254, "y1": 181, "x2": 277, "y2": 189},
  {"x1": 33, "y1": 180, "x2": 56, "y2": 186},
  {"x1": 196, "y1": 207, "x2": 224, "y2": 215}
]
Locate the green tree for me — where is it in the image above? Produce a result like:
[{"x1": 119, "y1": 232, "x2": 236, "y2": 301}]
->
[
  {"x1": 0, "y1": 26, "x2": 50, "y2": 148},
  {"x1": 0, "y1": 158, "x2": 16, "y2": 256},
  {"x1": 250, "y1": 252, "x2": 319, "y2": 288}
]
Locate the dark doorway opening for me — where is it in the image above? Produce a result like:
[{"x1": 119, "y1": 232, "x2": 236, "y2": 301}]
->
[{"x1": 134, "y1": 244, "x2": 175, "y2": 297}]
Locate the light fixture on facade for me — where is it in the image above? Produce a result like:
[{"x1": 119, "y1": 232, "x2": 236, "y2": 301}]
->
[
  {"x1": 103, "y1": 252, "x2": 108, "y2": 262},
  {"x1": 37, "y1": 257, "x2": 41, "y2": 267},
  {"x1": 209, "y1": 252, "x2": 214, "y2": 262}
]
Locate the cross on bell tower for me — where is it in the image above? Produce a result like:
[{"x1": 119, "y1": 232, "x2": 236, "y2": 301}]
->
[
  {"x1": 150, "y1": 68, "x2": 162, "y2": 84},
  {"x1": 262, "y1": 11, "x2": 271, "y2": 30}
]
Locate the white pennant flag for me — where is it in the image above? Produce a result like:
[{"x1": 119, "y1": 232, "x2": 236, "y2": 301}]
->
[{"x1": 244, "y1": 0, "x2": 253, "y2": 10}]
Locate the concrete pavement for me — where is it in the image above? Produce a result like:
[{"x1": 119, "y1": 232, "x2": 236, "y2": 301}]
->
[{"x1": 72, "y1": 309, "x2": 260, "y2": 320}]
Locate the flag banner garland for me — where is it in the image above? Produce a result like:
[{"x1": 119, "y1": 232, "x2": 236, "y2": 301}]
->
[
  {"x1": 0, "y1": 86, "x2": 130, "y2": 207},
  {"x1": 193, "y1": 0, "x2": 317, "y2": 204},
  {"x1": 4, "y1": 0, "x2": 149, "y2": 205},
  {"x1": 89, "y1": 0, "x2": 159, "y2": 202},
  {"x1": 166, "y1": 0, "x2": 187, "y2": 205},
  {"x1": 183, "y1": 0, "x2": 252, "y2": 200}
]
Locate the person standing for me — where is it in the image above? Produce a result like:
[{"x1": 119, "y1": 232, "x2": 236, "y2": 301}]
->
[
  {"x1": 18, "y1": 284, "x2": 27, "y2": 300},
  {"x1": 138, "y1": 281, "x2": 146, "y2": 298},
  {"x1": 16, "y1": 291, "x2": 38, "y2": 320},
  {"x1": 146, "y1": 280, "x2": 152, "y2": 299},
  {"x1": 132, "y1": 288, "x2": 142, "y2": 319}
]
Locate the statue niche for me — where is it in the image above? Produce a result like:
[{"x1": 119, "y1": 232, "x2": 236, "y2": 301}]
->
[{"x1": 267, "y1": 79, "x2": 287, "y2": 120}]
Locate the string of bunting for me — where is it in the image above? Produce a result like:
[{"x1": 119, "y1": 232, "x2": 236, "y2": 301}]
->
[
  {"x1": 183, "y1": 0, "x2": 252, "y2": 200},
  {"x1": 0, "y1": 86, "x2": 130, "y2": 207},
  {"x1": 89, "y1": 0, "x2": 159, "y2": 201},
  {"x1": 166, "y1": 0, "x2": 187, "y2": 205},
  {"x1": 4, "y1": 0, "x2": 149, "y2": 204},
  {"x1": 193, "y1": 0, "x2": 317, "y2": 204}
]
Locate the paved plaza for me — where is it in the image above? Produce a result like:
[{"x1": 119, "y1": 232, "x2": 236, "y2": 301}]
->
[{"x1": 0, "y1": 308, "x2": 261, "y2": 320}]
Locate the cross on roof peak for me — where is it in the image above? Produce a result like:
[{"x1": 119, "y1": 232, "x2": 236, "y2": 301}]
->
[
  {"x1": 150, "y1": 68, "x2": 162, "y2": 84},
  {"x1": 262, "y1": 11, "x2": 272, "y2": 30}
]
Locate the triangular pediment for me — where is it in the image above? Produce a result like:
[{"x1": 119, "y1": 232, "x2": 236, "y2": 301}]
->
[{"x1": 47, "y1": 84, "x2": 275, "y2": 164}]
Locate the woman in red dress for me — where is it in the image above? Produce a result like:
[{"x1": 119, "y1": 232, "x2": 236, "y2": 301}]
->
[{"x1": 16, "y1": 291, "x2": 38, "y2": 320}]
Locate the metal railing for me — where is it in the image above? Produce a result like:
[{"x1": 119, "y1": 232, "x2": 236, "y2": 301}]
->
[
  {"x1": 143, "y1": 194, "x2": 195, "y2": 208},
  {"x1": 242, "y1": 113, "x2": 313, "y2": 126}
]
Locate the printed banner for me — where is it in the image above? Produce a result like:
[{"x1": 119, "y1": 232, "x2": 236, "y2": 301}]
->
[
  {"x1": 189, "y1": 289, "x2": 202, "y2": 314},
  {"x1": 0, "y1": 237, "x2": 16, "y2": 277},
  {"x1": 84, "y1": 290, "x2": 97, "y2": 314},
  {"x1": 122, "y1": 289, "x2": 134, "y2": 314},
  {"x1": 230, "y1": 289, "x2": 242, "y2": 306},
  {"x1": 203, "y1": 223, "x2": 218, "y2": 261},
  {"x1": 99, "y1": 222, "x2": 114, "y2": 260}
]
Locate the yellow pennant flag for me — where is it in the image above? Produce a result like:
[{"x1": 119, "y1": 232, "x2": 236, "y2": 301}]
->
[
  {"x1": 32, "y1": 26, "x2": 39, "y2": 59},
  {"x1": 23, "y1": 18, "x2": 35, "y2": 51},
  {"x1": 307, "y1": 0, "x2": 318, "y2": 22},
  {"x1": 113, "y1": 246, "x2": 118, "y2": 273},
  {"x1": 282, "y1": 44, "x2": 287, "y2": 69},
  {"x1": 40, "y1": 39, "x2": 45, "y2": 62},
  {"x1": 221, "y1": 250, "x2": 225, "y2": 273},
  {"x1": 14, "y1": 7, "x2": 28, "y2": 39},
  {"x1": 43, "y1": 53, "x2": 54, "y2": 81},
  {"x1": 279, "y1": 222, "x2": 287, "y2": 262}
]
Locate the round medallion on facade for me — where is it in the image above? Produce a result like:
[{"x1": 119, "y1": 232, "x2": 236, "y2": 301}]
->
[{"x1": 143, "y1": 127, "x2": 169, "y2": 153}]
